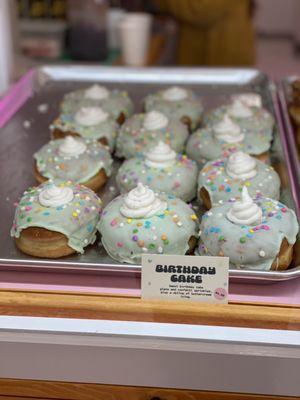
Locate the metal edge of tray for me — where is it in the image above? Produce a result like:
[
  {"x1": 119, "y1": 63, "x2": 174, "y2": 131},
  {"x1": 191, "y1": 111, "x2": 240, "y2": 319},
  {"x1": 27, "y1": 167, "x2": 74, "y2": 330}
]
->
[
  {"x1": 0, "y1": 257, "x2": 299, "y2": 282},
  {"x1": 37, "y1": 65, "x2": 262, "y2": 85},
  {"x1": 0, "y1": 66, "x2": 299, "y2": 284},
  {"x1": 277, "y1": 79, "x2": 300, "y2": 219}
]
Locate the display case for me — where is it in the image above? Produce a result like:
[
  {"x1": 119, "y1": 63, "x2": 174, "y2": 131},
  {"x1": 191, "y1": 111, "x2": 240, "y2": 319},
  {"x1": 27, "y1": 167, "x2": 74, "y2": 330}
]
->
[{"x1": 0, "y1": 67, "x2": 299, "y2": 399}]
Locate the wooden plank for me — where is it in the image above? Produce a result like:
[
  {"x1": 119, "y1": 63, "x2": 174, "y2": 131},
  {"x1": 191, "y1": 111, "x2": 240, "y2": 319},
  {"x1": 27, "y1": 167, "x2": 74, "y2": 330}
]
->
[
  {"x1": 0, "y1": 289, "x2": 299, "y2": 330},
  {"x1": 0, "y1": 379, "x2": 297, "y2": 400}
]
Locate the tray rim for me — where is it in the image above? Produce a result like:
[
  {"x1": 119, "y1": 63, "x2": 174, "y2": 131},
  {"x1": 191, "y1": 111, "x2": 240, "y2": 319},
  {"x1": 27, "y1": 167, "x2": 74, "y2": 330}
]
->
[
  {"x1": 277, "y1": 78, "x2": 300, "y2": 220},
  {"x1": 1, "y1": 65, "x2": 299, "y2": 284}
]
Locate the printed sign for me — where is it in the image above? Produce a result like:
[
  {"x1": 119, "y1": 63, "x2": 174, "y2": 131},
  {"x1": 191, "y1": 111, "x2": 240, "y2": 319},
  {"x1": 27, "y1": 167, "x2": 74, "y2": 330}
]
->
[{"x1": 141, "y1": 254, "x2": 229, "y2": 304}]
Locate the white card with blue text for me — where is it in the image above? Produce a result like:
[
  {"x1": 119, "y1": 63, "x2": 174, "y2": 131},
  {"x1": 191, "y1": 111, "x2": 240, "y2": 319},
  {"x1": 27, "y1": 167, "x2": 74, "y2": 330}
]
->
[{"x1": 141, "y1": 254, "x2": 229, "y2": 304}]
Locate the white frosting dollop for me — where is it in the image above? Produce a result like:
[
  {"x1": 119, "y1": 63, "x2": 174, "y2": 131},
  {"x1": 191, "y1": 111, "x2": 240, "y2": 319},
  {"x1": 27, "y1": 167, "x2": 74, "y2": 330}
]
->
[
  {"x1": 227, "y1": 186, "x2": 262, "y2": 225},
  {"x1": 120, "y1": 183, "x2": 167, "y2": 219},
  {"x1": 59, "y1": 136, "x2": 87, "y2": 157},
  {"x1": 145, "y1": 141, "x2": 176, "y2": 169},
  {"x1": 39, "y1": 184, "x2": 74, "y2": 208},
  {"x1": 143, "y1": 111, "x2": 169, "y2": 130},
  {"x1": 231, "y1": 93, "x2": 262, "y2": 108},
  {"x1": 162, "y1": 86, "x2": 188, "y2": 101},
  {"x1": 213, "y1": 114, "x2": 244, "y2": 143},
  {"x1": 85, "y1": 84, "x2": 110, "y2": 100},
  {"x1": 226, "y1": 151, "x2": 257, "y2": 180},
  {"x1": 75, "y1": 107, "x2": 108, "y2": 126},
  {"x1": 228, "y1": 100, "x2": 253, "y2": 118}
]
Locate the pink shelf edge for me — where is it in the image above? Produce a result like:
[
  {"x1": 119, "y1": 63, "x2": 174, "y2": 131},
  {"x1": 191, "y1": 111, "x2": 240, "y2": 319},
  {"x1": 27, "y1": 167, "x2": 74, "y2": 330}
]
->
[
  {"x1": 0, "y1": 69, "x2": 35, "y2": 128},
  {"x1": 0, "y1": 271, "x2": 299, "y2": 306}
]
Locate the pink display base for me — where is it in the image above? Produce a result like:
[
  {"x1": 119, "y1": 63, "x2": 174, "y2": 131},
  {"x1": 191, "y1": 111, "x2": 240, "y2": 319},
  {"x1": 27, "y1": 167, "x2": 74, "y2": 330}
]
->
[{"x1": 0, "y1": 270, "x2": 300, "y2": 306}]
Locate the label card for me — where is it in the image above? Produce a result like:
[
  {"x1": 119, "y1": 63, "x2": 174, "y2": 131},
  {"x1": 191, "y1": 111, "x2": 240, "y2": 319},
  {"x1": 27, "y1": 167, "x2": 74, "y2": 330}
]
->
[{"x1": 141, "y1": 254, "x2": 229, "y2": 304}]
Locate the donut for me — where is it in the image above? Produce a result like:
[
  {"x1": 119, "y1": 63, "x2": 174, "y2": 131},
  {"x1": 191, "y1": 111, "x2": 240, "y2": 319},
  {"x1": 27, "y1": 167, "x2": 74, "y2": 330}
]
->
[
  {"x1": 60, "y1": 84, "x2": 134, "y2": 125},
  {"x1": 11, "y1": 181, "x2": 102, "y2": 258},
  {"x1": 198, "y1": 151, "x2": 280, "y2": 209},
  {"x1": 116, "y1": 141, "x2": 198, "y2": 202},
  {"x1": 98, "y1": 183, "x2": 199, "y2": 264},
  {"x1": 50, "y1": 106, "x2": 119, "y2": 152},
  {"x1": 144, "y1": 86, "x2": 203, "y2": 131},
  {"x1": 34, "y1": 136, "x2": 113, "y2": 192},
  {"x1": 203, "y1": 94, "x2": 274, "y2": 137},
  {"x1": 186, "y1": 113, "x2": 272, "y2": 167},
  {"x1": 116, "y1": 111, "x2": 188, "y2": 159},
  {"x1": 197, "y1": 186, "x2": 298, "y2": 271}
]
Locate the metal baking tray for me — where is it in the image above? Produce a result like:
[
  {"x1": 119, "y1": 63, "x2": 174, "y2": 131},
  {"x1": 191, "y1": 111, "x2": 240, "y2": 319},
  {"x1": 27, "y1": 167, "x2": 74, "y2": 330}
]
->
[{"x1": 0, "y1": 66, "x2": 299, "y2": 283}]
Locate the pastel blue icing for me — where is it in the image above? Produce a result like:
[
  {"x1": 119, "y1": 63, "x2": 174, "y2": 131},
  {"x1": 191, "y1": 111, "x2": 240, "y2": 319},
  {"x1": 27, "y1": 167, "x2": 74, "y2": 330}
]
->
[
  {"x1": 34, "y1": 139, "x2": 113, "y2": 184},
  {"x1": 186, "y1": 126, "x2": 272, "y2": 167},
  {"x1": 144, "y1": 88, "x2": 203, "y2": 130},
  {"x1": 116, "y1": 155, "x2": 198, "y2": 202},
  {"x1": 11, "y1": 181, "x2": 102, "y2": 254},
  {"x1": 203, "y1": 105, "x2": 274, "y2": 137},
  {"x1": 197, "y1": 198, "x2": 298, "y2": 271},
  {"x1": 197, "y1": 158, "x2": 280, "y2": 206},
  {"x1": 116, "y1": 114, "x2": 189, "y2": 159},
  {"x1": 98, "y1": 194, "x2": 199, "y2": 264},
  {"x1": 50, "y1": 113, "x2": 118, "y2": 152},
  {"x1": 60, "y1": 88, "x2": 134, "y2": 120}
]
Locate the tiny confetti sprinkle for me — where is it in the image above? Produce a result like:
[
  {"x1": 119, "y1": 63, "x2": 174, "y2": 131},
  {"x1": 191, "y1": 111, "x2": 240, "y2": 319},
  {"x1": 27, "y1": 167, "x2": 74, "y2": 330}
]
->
[
  {"x1": 127, "y1": 218, "x2": 132, "y2": 224},
  {"x1": 240, "y1": 237, "x2": 246, "y2": 243},
  {"x1": 161, "y1": 235, "x2": 167, "y2": 241},
  {"x1": 132, "y1": 235, "x2": 138, "y2": 242},
  {"x1": 117, "y1": 242, "x2": 123, "y2": 247}
]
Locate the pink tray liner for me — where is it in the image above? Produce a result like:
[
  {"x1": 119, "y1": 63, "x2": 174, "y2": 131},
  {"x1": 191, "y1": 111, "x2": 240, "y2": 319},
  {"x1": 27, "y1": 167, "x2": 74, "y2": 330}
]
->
[
  {"x1": 0, "y1": 271, "x2": 299, "y2": 306},
  {"x1": 1, "y1": 69, "x2": 299, "y2": 307},
  {"x1": 0, "y1": 69, "x2": 34, "y2": 128}
]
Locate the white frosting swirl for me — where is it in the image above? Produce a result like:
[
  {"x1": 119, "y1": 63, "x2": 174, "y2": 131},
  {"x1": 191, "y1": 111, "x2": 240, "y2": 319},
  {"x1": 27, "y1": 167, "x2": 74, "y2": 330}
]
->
[
  {"x1": 85, "y1": 84, "x2": 110, "y2": 100},
  {"x1": 232, "y1": 93, "x2": 262, "y2": 108},
  {"x1": 226, "y1": 151, "x2": 257, "y2": 180},
  {"x1": 143, "y1": 111, "x2": 168, "y2": 130},
  {"x1": 145, "y1": 141, "x2": 176, "y2": 169},
  {"x1": 39, "y1": 185, "x2": 74, "y2": 208},
  {"x1": 75, "y1": 107, "x2": 108, "y2": 126},
  {"x1": 228, "y1": 100, "x2": 253, "y2": 118},
  {"x1": 213, "y1": 114, "x2": 244, "y2": 143},
  {"x1": 162, "y1": 86, "x2": 188, "y2": 101},
  {"x1": 227, "y1": 186, "x2": 262, "y2": 225},
  {"x1": 120, "y1": 183, "x2": 167, "y2": 218},
  {"x1": 59, "y1": 136, "x2": 87, "y2": 157}
]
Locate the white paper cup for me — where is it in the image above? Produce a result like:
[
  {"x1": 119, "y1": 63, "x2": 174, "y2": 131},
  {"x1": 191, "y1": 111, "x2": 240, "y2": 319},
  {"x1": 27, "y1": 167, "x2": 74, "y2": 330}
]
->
[{"x1": 119, "y1": 12, "x2": 152, "y2": 67}]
